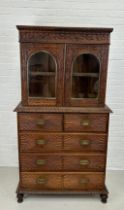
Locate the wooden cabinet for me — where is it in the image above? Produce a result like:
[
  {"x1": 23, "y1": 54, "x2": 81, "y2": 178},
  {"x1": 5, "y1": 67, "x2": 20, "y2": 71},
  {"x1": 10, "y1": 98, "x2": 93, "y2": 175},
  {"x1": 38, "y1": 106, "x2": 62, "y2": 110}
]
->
[{"x1": 15, "y1": 26, "x2": 113, "y2": 203}]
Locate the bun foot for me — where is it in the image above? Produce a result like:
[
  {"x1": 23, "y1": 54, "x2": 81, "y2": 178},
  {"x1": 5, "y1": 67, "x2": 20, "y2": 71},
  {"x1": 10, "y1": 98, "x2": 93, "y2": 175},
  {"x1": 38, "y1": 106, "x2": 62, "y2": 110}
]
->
[
  {"x1": 17, "y1": 193, "x2": 24, "y2": 203},
  {"x1": 100, "y1": 193, "x2": 108, "y2": 203}
]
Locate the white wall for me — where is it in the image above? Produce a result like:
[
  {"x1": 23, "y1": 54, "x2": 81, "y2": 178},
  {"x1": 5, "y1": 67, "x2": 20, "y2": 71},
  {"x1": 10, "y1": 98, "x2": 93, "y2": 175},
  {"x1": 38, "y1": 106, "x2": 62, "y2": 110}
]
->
[{"x1": 0, "y1": 0, "x2": 124, "y2": 170}]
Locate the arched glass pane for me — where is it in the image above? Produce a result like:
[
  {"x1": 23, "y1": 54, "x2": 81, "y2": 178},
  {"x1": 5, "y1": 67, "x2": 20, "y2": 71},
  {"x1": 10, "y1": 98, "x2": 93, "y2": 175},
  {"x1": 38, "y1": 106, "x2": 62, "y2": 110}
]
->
[
  {"x1": 28, "y1": 51, "x2": 56, "y2": 98},
  {"x1": 72, "y1": 53, "x2": 100, "y2": 98}
]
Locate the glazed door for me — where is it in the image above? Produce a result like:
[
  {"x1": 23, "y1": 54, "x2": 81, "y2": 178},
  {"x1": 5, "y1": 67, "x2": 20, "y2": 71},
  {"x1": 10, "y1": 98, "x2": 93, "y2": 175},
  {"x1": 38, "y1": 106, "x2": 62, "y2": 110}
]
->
[
  {"x1": 21, "y1": 43, "x2": 65, "y2": 106},
  {"x1": 64, "y1": 44, "x2": 108, "y2": 107}
]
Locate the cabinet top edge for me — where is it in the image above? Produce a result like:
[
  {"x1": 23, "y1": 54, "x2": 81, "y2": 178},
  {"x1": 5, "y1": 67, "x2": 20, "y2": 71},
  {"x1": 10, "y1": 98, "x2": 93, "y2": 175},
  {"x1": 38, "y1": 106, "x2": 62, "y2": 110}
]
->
[{"x1": 16, "y1": 25, "x2": 113, "y2": 33}]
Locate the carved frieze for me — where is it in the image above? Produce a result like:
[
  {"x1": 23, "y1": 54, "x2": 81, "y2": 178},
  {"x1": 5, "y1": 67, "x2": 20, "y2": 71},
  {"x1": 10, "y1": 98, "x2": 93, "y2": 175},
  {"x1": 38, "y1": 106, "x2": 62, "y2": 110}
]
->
[{"x1": 19, "y1": 30, "x2": 110, "y2": 44}]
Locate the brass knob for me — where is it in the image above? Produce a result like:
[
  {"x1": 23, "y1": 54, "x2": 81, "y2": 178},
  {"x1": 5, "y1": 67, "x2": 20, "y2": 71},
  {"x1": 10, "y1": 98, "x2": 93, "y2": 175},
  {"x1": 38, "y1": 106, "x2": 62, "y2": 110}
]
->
[
  {"x1": 80, "y1": 140, "x2": 90, "y2": 146},
  {"x1": 80, "y1": 119, "x2": 90, "y2": 126},
  {"x1": 37, "y1": 119, "x2": 45, "y2": 126},
  {"x1": 80, "y1": 159, "x2": 89, "y2": 165},
  {"x1": 36, "y1": 139, "x2": 46, "y2": 145},
  {"x1": 36, "y1": 159, "x2": 46, "y2": 165},
  {"x1": 37, "y1": 177, "x2": 46, "y2": 184},
  {"x1": 80, "y1": 178, "x2": 89, "y2": 184}
]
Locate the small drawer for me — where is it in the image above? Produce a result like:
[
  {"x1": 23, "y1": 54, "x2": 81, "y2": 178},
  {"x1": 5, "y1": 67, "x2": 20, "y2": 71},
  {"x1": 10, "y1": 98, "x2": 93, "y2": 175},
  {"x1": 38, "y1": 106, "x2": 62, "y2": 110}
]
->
[
  {"x1": 20, "y1": 154, "x2": 62, "y2": 172},
  {"x1": 63, "y1": 154, "x2": 105, "y2": 172},
  {"x1": 18, "y1": 113, "x2": 63, "y2": 131},
  {"x1": 63, "y1": 173, "x2": 104, "y2": 191},
  {"x1": 64, "y1": 114, "x2": 108, "y2": 132},
  {"x1": 19, "y1": 133, "x2": 63, "y2": 152},
  {"x1": 21, "y1": 172, "x2": 62, "y2": 191},
  {"x1": 64, "y1": 133, "x2": 107, "y2": 152}
]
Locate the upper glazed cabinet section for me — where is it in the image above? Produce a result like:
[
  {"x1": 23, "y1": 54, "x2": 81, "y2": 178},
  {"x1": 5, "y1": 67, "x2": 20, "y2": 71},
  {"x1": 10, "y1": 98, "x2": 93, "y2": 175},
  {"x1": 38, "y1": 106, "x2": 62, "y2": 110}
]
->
[{"x1": 17, "y1": 26, "x2": 113, "y2": 107}]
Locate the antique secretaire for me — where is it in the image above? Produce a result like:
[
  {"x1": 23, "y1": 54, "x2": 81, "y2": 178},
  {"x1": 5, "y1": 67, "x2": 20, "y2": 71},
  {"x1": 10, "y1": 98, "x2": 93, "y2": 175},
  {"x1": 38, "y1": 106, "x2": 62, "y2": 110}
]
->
[{"x1": 14, "y1": 26, "x2": 113, "y2": 203}]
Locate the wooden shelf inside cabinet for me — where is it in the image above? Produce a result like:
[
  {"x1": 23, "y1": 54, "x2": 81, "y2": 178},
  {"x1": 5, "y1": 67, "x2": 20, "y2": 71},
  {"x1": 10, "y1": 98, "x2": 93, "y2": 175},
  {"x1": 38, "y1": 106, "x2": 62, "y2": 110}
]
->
[
  {"x1": 15, "y1": 25, "x2": 113, "y2": 203},
  {"x1": 72, "y1": 73, "x2": 99, "y2": 78},
  {"x1": 30, "y1": 72, "x2": 55, "y2": 76}
]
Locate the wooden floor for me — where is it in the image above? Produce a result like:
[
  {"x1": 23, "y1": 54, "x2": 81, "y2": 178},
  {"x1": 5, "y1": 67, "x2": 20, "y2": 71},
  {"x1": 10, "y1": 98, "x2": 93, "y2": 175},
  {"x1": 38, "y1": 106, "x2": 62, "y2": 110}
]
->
[{"x1": 0, "y1": 167, "x2": 123, "y2": 209}]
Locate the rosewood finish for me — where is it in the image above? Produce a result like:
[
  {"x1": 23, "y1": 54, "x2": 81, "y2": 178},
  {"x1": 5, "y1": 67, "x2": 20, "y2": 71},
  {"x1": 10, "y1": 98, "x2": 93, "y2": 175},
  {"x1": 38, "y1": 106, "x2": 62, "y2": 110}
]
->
[{"x1": 15, "y1": 25, "x2": 113, "y2": 203}]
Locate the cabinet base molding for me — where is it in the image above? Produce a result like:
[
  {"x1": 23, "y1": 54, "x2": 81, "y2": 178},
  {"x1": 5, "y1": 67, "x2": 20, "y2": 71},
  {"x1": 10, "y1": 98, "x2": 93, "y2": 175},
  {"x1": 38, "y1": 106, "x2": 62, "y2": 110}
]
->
[{"x1": 16, "y1": 183, "x2": 108, "y2": 203}]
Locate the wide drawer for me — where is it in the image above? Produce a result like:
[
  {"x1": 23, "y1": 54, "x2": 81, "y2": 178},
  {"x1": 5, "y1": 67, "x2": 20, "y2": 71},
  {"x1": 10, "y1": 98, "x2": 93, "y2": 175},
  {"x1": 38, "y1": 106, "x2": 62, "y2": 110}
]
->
[
  {"x1": 63, "y1": 154, "x2": 105, "y2": 172},
  {"x1": 20, "y1": 154, "x2": 105, "y2": 172},
  {"x1": 19, "y1": 132, "x2": 107, "y2": 153},
  {"x1": 18, "y1": 113, "x2": 63, "y2": 131},
  {"x1": 20, "y1": 172, "x2": 104, "y2": 191},
  {"x1": 20, "y1": 154, "x2": 62, "y2": 172},
  {"x1": 21, "y1": 172, "x2": 62, "y2": 191},
  {"x1": 19, "y1": 133, "x2": 63, "y2": 152},
  {"x1": 64, "y1": 114, "x2": 108, "y2": 132},
  {"x1": 64, "y1": 133, "x2": 107, "y2": 152},
  {"x1": 19, "y1": 131, "x2": 107, "y2": 153}
]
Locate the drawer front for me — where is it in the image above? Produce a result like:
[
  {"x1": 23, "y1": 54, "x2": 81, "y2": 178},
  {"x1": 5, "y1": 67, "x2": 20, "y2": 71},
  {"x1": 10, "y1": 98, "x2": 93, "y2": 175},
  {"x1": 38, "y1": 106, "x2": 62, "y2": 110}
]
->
[
  {"x1": 18, "y1": 113, "x2": 63, "y2": 131},
  {"x1": 20, "y1": 154, "x2": 62, "y2": 172},
  {"x1": 21, "y1": 172, "x2": 62, "y2": 191},
  {"x1": 63, "y1": 173, "x2": 104, "y2": 191},
  {"x1": 64, "y1": 134, "x2": 107, "y2": 152},
  {"x1": 19, "y1": 133, "x2": 63, "y2": 152},
  {"x1": 20, "y1": 172, "x2": 104, "y2": 191},
  {"x1": 19, "y1": 133, "x2": 107, "y2": 153},
  {"x1": 64, "y1": 114, "x2": 108, "y2": 132},
  {"x1": 63, "y1": 155, "x2": 105, "y2": 172}
]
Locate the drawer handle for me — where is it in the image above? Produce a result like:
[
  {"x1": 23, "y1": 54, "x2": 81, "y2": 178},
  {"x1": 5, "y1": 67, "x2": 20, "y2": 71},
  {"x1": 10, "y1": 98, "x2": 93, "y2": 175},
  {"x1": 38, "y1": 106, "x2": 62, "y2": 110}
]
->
[
  {"x1": 37, "y1": 177, "x2": 47, "y2": 184},
  {"x1": 80, "y1": 178, "x2": 89, "y2": 184},
  {"x1": 80, "y1": 140, "x2": 90, "y2": 146},
  {"x1": 36, "y1": 159, "x2": 46, "y2": 165},
  {"x1": 36, "y1": 139, "x2": 46, "y2": 145},
  {"x1": 80, "y1": 159, "x2": 89, "y2": 165},
  {"x1": 80, "y1": 119, "x2": 90, "y2": 126},
  {"x1": 37, "y1": 119, "x2": 45, "y2": 126}
]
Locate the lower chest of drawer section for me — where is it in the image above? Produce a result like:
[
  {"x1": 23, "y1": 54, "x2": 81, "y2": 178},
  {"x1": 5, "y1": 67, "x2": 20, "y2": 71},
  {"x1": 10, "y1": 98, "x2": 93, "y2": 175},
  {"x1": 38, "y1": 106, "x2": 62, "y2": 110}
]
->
[
  {"x1": 20, "y1": 172, "x2": 104, "y2": 191},
  {"x1": 20, "y1": 153, "x2": 105, "y2": 172}
]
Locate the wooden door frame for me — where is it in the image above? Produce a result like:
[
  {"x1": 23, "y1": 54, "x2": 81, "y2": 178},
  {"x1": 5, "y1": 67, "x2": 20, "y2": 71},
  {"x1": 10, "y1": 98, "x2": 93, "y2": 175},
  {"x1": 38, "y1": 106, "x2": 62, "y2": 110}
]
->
[
  {"x1": 20, "y1": 43, "x2": 65, "y2": 106},
  {"x1": 64, "y1": 44, "x2": 109, "y2": 107}
]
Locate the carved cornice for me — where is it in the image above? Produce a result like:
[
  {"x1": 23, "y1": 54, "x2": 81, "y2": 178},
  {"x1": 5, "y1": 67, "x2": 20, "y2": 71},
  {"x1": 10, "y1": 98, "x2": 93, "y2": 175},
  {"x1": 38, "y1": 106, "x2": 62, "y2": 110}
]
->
[{"x1": 17, "y1": 26, "x2": 113, "y2": 44}]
